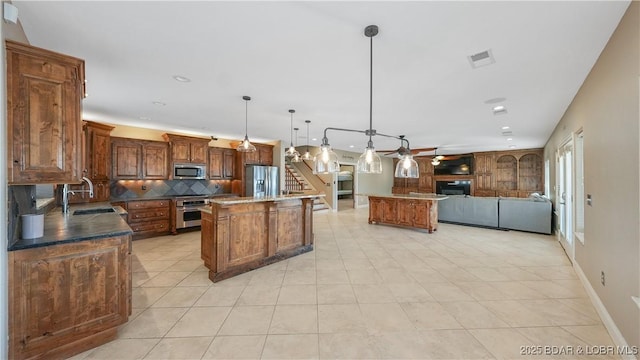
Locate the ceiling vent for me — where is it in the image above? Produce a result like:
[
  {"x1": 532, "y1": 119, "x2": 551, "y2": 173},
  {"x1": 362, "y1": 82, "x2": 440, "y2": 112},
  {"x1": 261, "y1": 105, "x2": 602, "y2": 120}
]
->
[{"x1": 468, "y1": 49, "x2": 495, "y2": 69}]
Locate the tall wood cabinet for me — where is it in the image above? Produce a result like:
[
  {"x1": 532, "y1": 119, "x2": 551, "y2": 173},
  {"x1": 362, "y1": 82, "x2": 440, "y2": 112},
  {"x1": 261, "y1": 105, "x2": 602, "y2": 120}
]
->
[
  {"x1": 9, "y1": 235, "x2": 131, "y2": 360},
  {"x1": 69, "y1": 121, "x2": 114, "y2": 203},
  {"x1": 111, "y1": 137, "x2": 169, "y2": 180},
  {"x1": 474, "y1": 152, "x2": 496, "y2": 197},
  {"x1": 6, "y1": 40, "x2": 85, "y2": 184}
]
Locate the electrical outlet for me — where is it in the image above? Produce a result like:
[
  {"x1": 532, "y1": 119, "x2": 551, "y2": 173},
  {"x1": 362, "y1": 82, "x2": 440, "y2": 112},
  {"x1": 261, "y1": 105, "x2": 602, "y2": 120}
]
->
[
  {"x1": 587, "y1": 194, "x2": 592, "y2": 206},
  {"x1": 141, "y1": 185, "x2": 147, "y2": 190},
  {"x1": 601, "y1": 271, "x2": 605, "y2": 286}
]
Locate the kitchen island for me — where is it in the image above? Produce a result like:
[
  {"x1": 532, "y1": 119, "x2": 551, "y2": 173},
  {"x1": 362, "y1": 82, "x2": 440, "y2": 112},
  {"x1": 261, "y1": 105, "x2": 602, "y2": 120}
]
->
[
  {"x1": 201, "y1": 194, "x2": 322, "y2": 282},
  {"x1": 364, "y1": 193, "x2": 448, "y2": 233}
]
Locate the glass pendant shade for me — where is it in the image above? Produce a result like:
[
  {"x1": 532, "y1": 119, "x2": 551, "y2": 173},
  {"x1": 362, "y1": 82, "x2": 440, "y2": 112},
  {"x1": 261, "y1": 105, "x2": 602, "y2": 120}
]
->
[
  {"x1": 395, "y1": 154, "x2": 419, "y2": 178},
  {"x1": 292, "y1": 151, "x2": 302, "y2": 163},
  {"x1": 237, "y1": 135, "x2": 257, "y2": 152},
  {"x1": 313, "y1": 144, "x2": 339, "y2": 174},
  {"x1": 302, "y1": 149, "x2": 312, "y2": 160},
  {"x1": 286, "y1": 144, "x2": 297, "y2": 157},
  {"x1": 237, "y1": 96, "x2": 256, "y2": 153},
  {"x1": 431, "y1": 158, "x2": 440, "y2": 166},
  {"x1": 357, "y1": 146, "x2": 382, "y2": 174}
]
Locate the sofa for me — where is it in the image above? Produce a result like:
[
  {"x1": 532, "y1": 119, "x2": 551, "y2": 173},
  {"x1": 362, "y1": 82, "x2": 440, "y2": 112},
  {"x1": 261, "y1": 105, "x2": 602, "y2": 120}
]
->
[{"x1": 437, "y1": 195, "x2": 552, "y2": 234}]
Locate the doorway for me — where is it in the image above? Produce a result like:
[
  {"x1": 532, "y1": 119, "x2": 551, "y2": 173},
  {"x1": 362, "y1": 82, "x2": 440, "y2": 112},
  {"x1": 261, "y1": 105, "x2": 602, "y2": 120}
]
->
[
  {"x1": 557, "y1": 140, "x2": 574, "y2": 260},
  {"x1": 337, "y1": 164, "x2": 355, "y2": 211}
]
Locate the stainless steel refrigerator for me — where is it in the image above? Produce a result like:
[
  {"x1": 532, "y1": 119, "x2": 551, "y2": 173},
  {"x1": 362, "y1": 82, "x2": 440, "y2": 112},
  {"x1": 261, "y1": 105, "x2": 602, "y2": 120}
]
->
[{"x1": 245, "y1": 165, "x2": 279, "y2": 197}]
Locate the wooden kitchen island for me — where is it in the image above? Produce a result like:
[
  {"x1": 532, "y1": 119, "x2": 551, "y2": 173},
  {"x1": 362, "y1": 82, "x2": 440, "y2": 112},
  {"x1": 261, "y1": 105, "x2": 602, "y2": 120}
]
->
[
  {"x1": 366, "y1": 193, "x2": 448, "y2": 233},
  {"x1": 201, "y1": 194, "x2": 322, "y2": 282}
]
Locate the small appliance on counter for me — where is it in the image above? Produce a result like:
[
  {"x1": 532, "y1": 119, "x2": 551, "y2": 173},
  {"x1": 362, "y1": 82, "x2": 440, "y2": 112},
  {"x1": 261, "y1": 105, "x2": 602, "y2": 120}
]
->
[{"x1": 245, "y1": 165, "x2": 279, "y2": 197}]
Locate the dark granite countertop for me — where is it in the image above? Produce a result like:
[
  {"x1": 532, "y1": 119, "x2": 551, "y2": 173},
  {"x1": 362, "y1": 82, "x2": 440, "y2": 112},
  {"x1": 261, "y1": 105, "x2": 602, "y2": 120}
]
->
[{"x1": 9, "y1": 202, "x2": 132, "y2": 251}]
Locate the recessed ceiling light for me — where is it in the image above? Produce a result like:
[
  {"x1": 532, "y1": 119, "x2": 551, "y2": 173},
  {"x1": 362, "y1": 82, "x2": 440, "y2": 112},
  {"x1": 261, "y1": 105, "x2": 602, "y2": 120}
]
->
[
  {"x1": 501, "y1": 126, "x2": 510, "y2": 130},
  {"x1": 484, "y1": 97, "x2": 506, "y2": 104},
  {"x1": 493, "y1": 105, "x2": 505, "y2": 112},
  {"x1": 152, "y1": 101, "x2": 166, "y2": 106},
  {"x1": 139, "y1": 116, "x2": 150, "y2": 120},
  {"x1": 312, "y1": 138, "x2": 317, "y2": 141},
  {"x1": 509, "y1": 145, "x2": 516, "y2": 149},
  {"x1": 349, "y1": 145, "x2": 355, "y2": 148},
  {"x1": 507, "y1": 138, "x2": 513, "y2": 141},
  {"x1": 173, "y1": 75, "x2": 191, "y2": 82}
]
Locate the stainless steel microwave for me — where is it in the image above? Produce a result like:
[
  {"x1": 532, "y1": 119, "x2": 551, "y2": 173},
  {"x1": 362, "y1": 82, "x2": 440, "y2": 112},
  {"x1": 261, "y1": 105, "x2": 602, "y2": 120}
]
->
[{"x1": 173, "y1": 163, "x2": 206, "y2": 180}]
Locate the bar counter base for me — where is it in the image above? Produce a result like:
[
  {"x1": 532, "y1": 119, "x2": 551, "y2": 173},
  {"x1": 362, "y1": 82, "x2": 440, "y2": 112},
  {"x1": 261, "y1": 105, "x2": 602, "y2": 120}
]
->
[{"x1": 201, "y1": 196, "x2": 317, "y2": 283}]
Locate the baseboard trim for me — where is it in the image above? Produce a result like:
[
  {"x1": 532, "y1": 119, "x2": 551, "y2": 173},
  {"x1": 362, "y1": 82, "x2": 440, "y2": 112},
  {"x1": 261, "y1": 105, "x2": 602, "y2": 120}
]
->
[{"x1": 573, "y1": 261, "x2": 637, "y2": 360}]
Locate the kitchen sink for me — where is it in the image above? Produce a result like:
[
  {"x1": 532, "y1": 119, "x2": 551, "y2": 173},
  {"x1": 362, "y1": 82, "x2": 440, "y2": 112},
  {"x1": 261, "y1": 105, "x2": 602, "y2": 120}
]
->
[{"x1": 73, "y1": 207, "x2": 116, "y2": 215}]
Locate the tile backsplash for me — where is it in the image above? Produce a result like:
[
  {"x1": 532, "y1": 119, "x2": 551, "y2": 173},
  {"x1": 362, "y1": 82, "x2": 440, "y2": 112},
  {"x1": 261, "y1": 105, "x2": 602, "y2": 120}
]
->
[{"x1": 110, "y1": 179, "x2": 233, "y2": 200}]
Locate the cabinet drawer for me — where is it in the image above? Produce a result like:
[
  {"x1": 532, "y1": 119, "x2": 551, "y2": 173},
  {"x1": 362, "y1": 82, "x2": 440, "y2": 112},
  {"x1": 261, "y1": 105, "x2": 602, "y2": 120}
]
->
[
  {"x1": 128, "y1": 200, "x2": 169, "y2": 209},
  {"x1": 130, "y1": 220, "x2": 169, "y2": 233},
  {"x1": 128, "y1": 208, "x2": 169, "y2": 221}
]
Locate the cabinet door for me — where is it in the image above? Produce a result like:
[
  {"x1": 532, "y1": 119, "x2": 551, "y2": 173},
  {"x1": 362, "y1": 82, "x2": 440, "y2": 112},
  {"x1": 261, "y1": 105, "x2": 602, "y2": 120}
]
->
[
  {"x1": 413, "y1": 201, "x2": 431, "y2": 228},
  {"x1": 223, "y1": 149, "x2": 236, "y2": 179},
  {"x1": 258, "y1": 146, "x2": 273, "y2": 165},
  {"x1": 396, "y1": 200, "x2": 414, "y2": 226},
  {"x1": 88, "y1": 126, "x2": 112, "y2": 180},
  {"x1": 112, "y1": 142, "x2": 141, "y2": 179},
  {"x1": 382, "y1": 199, "x2": 397, "y2": 223},
  {"x1": 171, "y1": 142, "x2": 191, "y2": 163},
  {"x1": 368, "y1": 198, "x2": 383, "y2": 223},
  {"x1": 7, "y1": 43, "x2": 83, "y2": 184},
  {"x1": 9, "y1": 236, "x2": 130, "y2": 360},
  {"x1": 208, "y1": 148, "x2": 224, "y2": 179},
  {"x1": 190, "y1": 142, "x2": 209, "y2": 164},
  {"x1": 143, "y1": 143, "x2": 169, "y2": 179},
  {"x1": 476, "y1": 173, "x2": 494, "y2": 190}
]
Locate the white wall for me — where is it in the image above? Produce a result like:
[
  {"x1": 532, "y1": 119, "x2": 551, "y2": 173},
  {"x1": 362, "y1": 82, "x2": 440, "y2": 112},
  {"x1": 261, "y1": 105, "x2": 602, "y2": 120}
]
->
[{"x1": 544, "y1": 1, "x2": 639, "y2": 349}]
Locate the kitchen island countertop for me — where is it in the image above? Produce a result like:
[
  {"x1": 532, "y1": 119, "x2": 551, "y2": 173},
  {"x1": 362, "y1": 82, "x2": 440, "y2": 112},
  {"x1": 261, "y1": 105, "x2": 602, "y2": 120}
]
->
[{"x1": 206, "y1": 193, "x2": 324, "y2": 207}]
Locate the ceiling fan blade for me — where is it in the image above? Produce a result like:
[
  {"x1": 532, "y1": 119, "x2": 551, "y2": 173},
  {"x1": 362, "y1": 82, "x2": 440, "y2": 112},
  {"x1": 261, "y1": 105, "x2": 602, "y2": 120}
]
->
[{"x1": 409, "y1": 147, "x2": 437, "y2": 155}]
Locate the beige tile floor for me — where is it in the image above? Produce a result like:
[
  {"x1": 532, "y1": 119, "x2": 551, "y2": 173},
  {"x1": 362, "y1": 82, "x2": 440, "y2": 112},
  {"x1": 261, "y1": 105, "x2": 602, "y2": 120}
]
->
[{"x1": 70, "y1": 208, "x2": 619, "y2": 360}]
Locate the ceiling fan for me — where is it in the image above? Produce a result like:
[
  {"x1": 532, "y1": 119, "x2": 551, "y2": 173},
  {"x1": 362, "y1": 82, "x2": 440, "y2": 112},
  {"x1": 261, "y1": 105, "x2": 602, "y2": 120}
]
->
[{"x1": 379, "y1": 135, "x2": 436, "y2": 157}]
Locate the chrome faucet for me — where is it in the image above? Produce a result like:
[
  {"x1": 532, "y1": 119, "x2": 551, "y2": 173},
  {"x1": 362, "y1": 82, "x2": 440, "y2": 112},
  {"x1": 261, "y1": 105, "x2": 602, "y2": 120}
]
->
[{"x1": 61, "y1": 177, "x2": 95, "y2": 213}]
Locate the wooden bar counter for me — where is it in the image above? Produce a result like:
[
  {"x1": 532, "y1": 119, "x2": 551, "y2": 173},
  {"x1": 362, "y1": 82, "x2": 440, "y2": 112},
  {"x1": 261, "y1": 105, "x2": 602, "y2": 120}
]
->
[
  {"x1": 365, "y1": 193, "x2": 448, "y2": 233},
  {"x1": 201, "y1": 194, "x2": 322, "y2": 282}
]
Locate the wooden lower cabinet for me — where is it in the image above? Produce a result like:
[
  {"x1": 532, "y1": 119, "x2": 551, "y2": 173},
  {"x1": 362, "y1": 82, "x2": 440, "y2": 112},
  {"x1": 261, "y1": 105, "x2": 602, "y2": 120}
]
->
[
  {"x1": 126, "y1": 199, "x2": 171, "y2": 239},
  {"x1": 368, "y1": 195, "x2": 439, "y2": 233},
  {"x1": 9, "y1": 235, "x2": 131, "y2": 360}
]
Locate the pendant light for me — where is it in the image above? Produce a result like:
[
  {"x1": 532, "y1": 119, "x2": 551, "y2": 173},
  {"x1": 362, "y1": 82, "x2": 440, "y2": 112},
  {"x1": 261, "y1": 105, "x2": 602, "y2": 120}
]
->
[
  {"x1": 313, "y1": 135, "x2": 340, "y2": 174},
  {"x1": 285, "y1": 109, "x2": 299, "y2": 158},
  {"x1": 394, "y1": 136, "x2": 419, "y2": 178},
  {"x1": 302, "y1": 120, "x2": 312, "y2": 160},
  {"x1": 356, "y1": 25, "x2": 382, "y2": 174},
  {"x1": 236, "y1": 96, "x2": 257, "y2": 152},
  {"x1": 292, "y1": 127, "x2": 302, "y2": 162}
]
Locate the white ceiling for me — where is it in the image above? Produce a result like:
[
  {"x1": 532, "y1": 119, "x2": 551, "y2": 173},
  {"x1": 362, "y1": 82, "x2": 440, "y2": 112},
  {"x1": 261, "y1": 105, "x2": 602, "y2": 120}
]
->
[{"x1": 14, "y1": 1, "x2": 630, "y2": 155}]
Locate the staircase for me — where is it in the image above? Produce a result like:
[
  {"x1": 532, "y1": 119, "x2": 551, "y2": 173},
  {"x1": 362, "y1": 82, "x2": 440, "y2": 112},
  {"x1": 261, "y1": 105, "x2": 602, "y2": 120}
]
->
[{"x1": 284, "y1": 161, "x2": 330, "y2": 212}]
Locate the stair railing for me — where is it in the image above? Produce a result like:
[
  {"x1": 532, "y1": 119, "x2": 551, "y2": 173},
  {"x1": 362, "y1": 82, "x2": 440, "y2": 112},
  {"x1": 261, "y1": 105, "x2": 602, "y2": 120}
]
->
[{"x1": 284, "y1": 166, "x2": 304, "y2": 192}]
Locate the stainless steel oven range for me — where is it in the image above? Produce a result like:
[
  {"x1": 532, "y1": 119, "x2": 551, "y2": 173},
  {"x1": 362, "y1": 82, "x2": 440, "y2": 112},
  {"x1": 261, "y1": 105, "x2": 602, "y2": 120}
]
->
[{"x1": 175, "y1": 195, "x2": 210, "y2": 229}]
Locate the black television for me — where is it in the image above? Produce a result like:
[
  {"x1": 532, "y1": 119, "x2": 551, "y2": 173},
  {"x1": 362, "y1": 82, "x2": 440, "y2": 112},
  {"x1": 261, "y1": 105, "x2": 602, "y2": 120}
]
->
[{"x1": 433, "y1": 155, "x2": 474, "y2": 175}]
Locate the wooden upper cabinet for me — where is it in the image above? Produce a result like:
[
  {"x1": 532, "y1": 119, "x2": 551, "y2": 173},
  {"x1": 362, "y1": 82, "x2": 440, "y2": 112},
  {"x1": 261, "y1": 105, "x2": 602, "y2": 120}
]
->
[
  {"x1": 111, "y1": 137, "x2": 168, "y2": 180},
  {"x1": 208, "y1": 147, "x2": 236, "y2": 180},
  {"x1": 142, "y1": 142, "x2": 169, "y2": 179},
  {"x1": 85, "y1": 121, "x2": 114, "y2": 181},
  {"x1": 112, "y1": 138, "x2": 141, "y2": 180},
  {"x1": 6, "y1": 40, "x2": 85, "y2": 184},
  {"x1": 258, "y1": 145, "x2": 273, "y2": 165},
  {"x1": 231, "y1": 142, "x2": 274, "y2": 196},
  {"x1": 162, "y1": 133, "x2": 210, "y2": 164}
]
